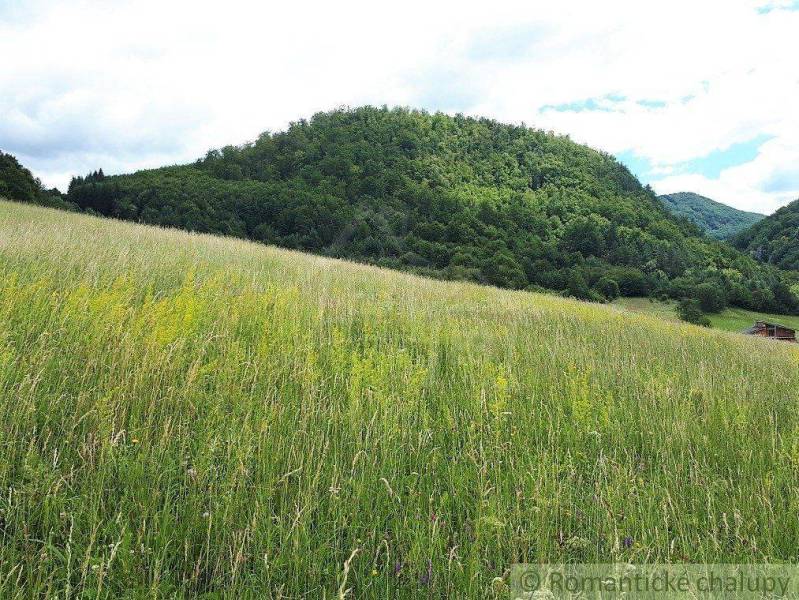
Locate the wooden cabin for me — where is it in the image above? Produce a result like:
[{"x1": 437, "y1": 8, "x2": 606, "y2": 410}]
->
[{"x1": 742, "y1": 321, "x2": 796, "y2": 342}]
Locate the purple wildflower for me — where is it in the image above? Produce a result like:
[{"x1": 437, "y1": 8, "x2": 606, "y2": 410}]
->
[{"x1": 420, "y1": 560, "x2": 432, "y2": 585}]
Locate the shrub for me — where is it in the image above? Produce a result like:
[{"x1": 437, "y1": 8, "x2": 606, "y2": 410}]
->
[
  {"x1": 481, "y1": 253, "x2": 528, "y2": 289},
  {"x1": 564, "y1": 269, "x2": 593, "y2": 300},
  {"x1": 608, "y1": 266, "x2": 650, "y2": 296},
  {"x1": 694, "y1": 282, "x2": 727, "y2": 313},
  {"x1": 594, "y1": 277, "x2": 620, "y2": 301},
  {"x1": 677, "y1": 298, "x2": 711, "y2": 327}
]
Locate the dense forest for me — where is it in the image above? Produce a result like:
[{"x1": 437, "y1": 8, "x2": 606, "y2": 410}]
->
[
  {"x1": 658, "y1": 191, "x2": 764, "y2": 240},
  {"x1": 0, "y1": 151, "x2": 76, "y2": 211},
  {"x1": 5, "y1": 107, "x2": 799, "y2": 314},
  {"x1": 731, "y1": 198, "x2": 799, "y2": 271}
]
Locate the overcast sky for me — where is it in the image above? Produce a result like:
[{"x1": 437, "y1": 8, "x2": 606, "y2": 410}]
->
[{"x1": 1, "y1": 0, "x2": 798, "y2": 213}]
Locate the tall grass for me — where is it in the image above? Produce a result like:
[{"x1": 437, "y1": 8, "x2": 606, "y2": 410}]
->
[{"x1": 1, "y1": 199, "x2": 799, "y2": 598}]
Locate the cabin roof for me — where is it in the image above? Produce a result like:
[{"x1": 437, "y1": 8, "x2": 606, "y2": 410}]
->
[{"x1": 742, "y1": 321, "x2": 796, "y2": 335}]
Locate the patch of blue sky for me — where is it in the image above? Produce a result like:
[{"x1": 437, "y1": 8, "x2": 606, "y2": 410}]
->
[
  {"x1": 617, "y1": 135, "x2": 772, "y2": 184},
  {"x1": 679, "y1": 134, "x2": 772, "y2": 179},
  {"x1": 466, "y1": 24, "x2": 550, "y2": 61},
  {"x1": 545, "y1": 95, "x2": 668, "y2": 111},
  {"x1": 541, "y1": 94, "x2": 627, "y2": 113},
  {"x1": 0, "y1": 0, "x2": 39, "y2": 24},
  {"x1": 757, "y1": 1, "x2": 799, "y2": 14},
  {"x1": 616, "y1": 151, "x2": 653, "y2": 182},
  {"x1": 637, "y1": 99, "x2": 667, "y2": 109},
  {"x1": 542, "y1": 94, "x2": 669, "y2": 113}
]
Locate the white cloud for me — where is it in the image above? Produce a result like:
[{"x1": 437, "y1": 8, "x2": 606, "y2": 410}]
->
[{"x1": 1, "y1": 0, "x2": 797, "y2": 213}]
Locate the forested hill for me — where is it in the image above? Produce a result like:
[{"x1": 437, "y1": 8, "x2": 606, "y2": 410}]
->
[
  {"x1": 55, "y1": 106, "x2": 798, "y2": 313},
  {"x1": 731, "y1": 198, "x2": 799, "y2": 271},
  {"x1": 658, "y1": 191, "x2": 764, "y2": 239}
]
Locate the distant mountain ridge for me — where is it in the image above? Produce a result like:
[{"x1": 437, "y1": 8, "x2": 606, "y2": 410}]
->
[
  {"x1": 731, "y1": 198, "x2": 799, "y2": 271},
  {"x1": 658, "y1": 191, "x2": 764, "y2": 239}
]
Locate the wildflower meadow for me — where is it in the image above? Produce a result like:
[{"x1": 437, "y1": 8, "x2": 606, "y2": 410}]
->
[{"x1": 1, "y1": 200, "x2": 799, "y2": 598}]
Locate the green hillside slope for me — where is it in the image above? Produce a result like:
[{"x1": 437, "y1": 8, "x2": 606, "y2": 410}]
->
[
  {"x1": 59, "y1": 106, "x2": 798, "y2": 314},
  {"x1": 658, "y1": 191, "x2": 764, "y2": 239},
  {"x1": 2, "y1": 200, "x2": 799, "y2": 597},
  {"x1": 731, "y1": 198, "x2": 799, "y2": 270}
]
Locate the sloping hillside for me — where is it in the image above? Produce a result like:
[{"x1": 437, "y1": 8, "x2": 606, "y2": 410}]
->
[
  {"x1": 59, "y1": 107, "x2": 798, "y2": 314},
  {"x1": 2, "y1": 200, "x2": 799, "y2": 597},
  {"x1": 731, "y1": 198, "x2": 799, "y2": 270},
  {"x1": 658, "y1": 191, "x2": 764, "y2": 239}
]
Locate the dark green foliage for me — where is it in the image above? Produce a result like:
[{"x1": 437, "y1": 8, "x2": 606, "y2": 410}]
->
[
  {"x1": 0, "y1": 150, "x2": 76, "y2": 211},
  {"x1": 482, "y1": 251, "x2": 528, "y2": 289},
  {"x1": 731, "y1": 198, "x2": 799, "y2": 271},
  {"x1": 43, "y1": 106, "x2": 799, "y2": 313},
  {"x1": 694, "y1": 282, "x2": 727, "y2": 313},
  {"x1": 594, "y1": 276, "x2": 620, "y2": 300},
  {"x1": 677, "y1": 299, "x2": 711, "y2": 327},
  {"x1": 0, "y1": 151, "x2": 39, "y2": 202},
  {"x1": 659, "y1": 192, "x2": 764, "y2": 239}
]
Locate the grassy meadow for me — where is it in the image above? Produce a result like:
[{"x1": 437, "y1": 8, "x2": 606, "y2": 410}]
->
[
  {"x1": 2, "y1": 199, "x2": 799, "y2": 598},
  {"x1": 613, "y1": 296, "x2": 799, "y2": 332}
]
